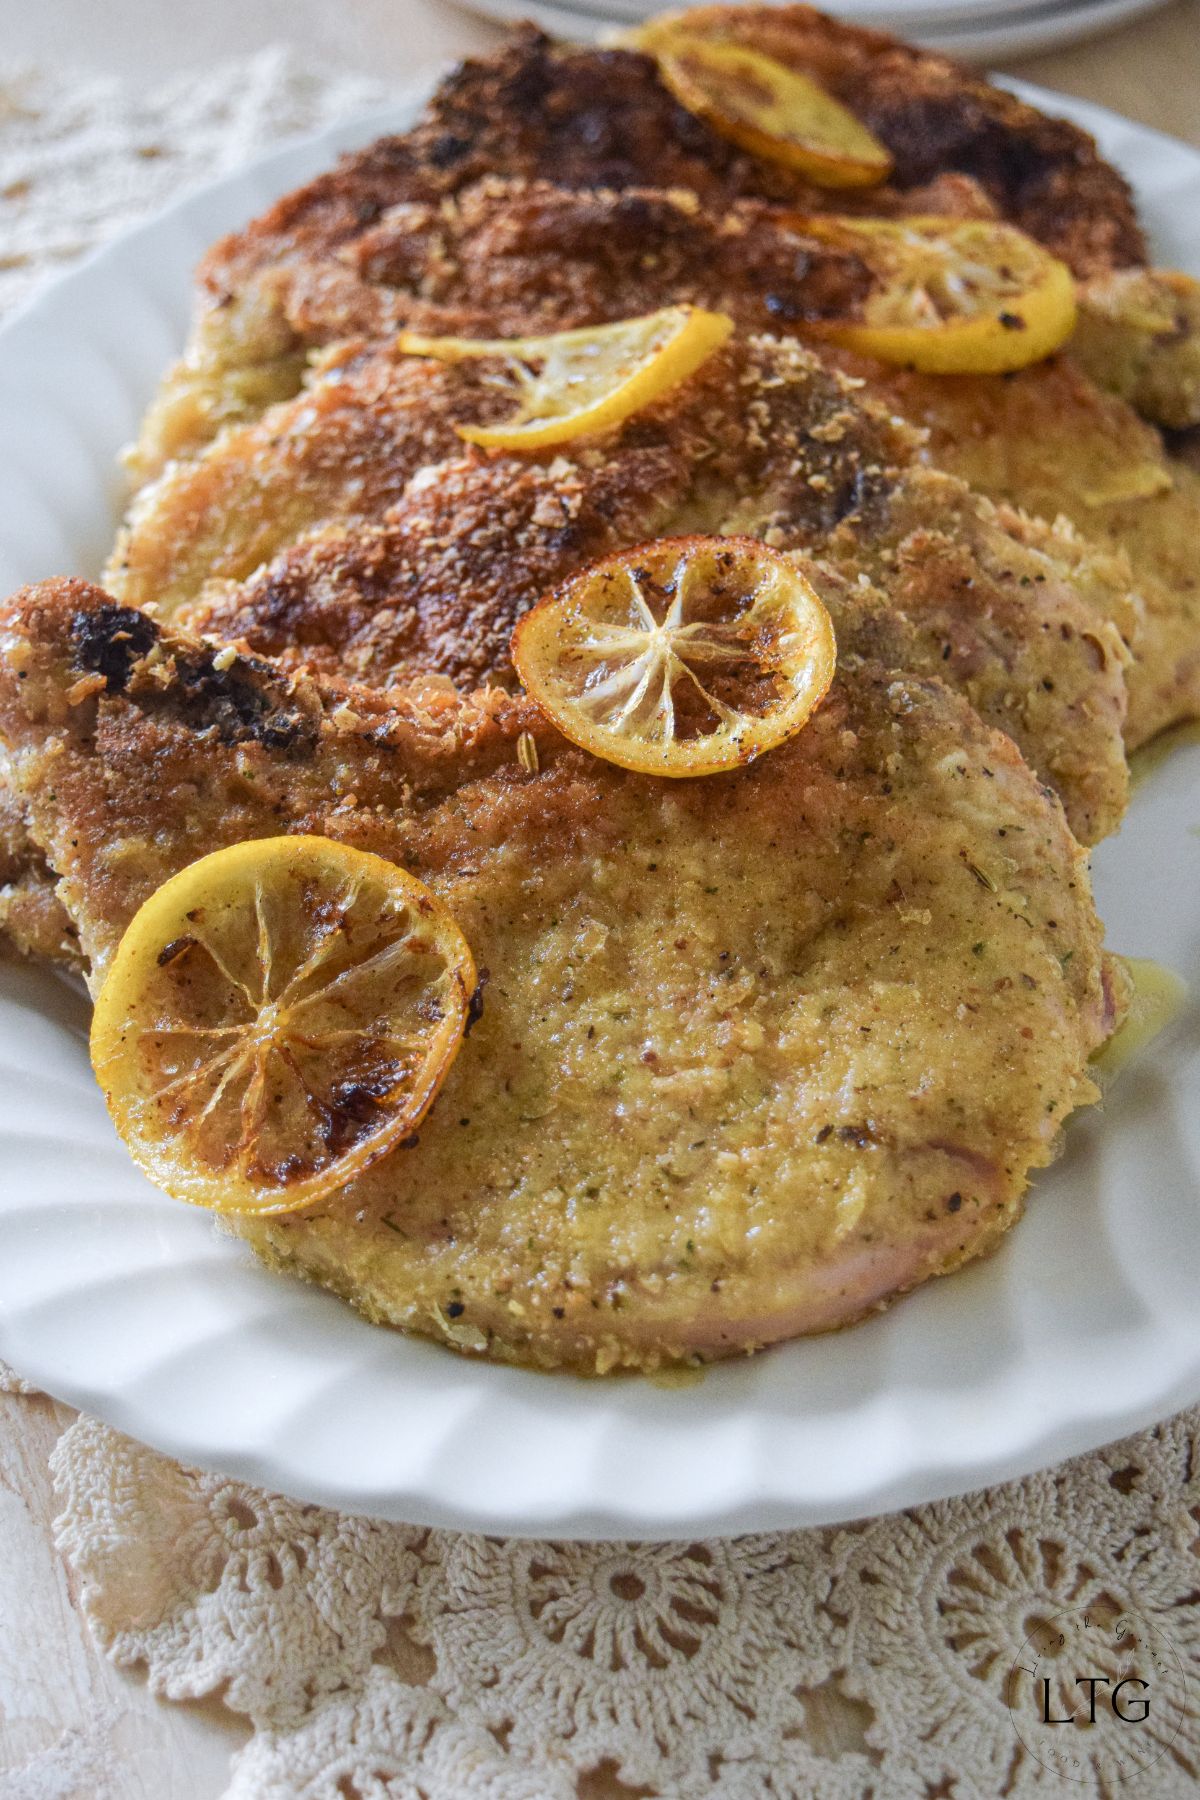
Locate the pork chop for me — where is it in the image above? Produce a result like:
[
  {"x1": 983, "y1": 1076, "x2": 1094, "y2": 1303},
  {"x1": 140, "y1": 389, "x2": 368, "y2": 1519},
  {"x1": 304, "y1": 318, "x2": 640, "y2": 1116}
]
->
[
  {"x1": 1073, "y1": 269, "x2": 1200, "y2": 432},
  {"x1": 855, "y1": 356, "x2": 1200, "y2": 748},
  {"x1": 107, "y1": 334, "x2": 1131, "y2": 846},
  {"x1": 129, "y1": 9, "x2": 1144, "y2": 480},
  {"x1": 189, "y1": 171, "x2": 1176, "y2": 753},
  {"x1": 0, "y1": 790, "x2": 81, "y2": 966},
  {"x1": 0, "y1": 580, "x2": 1113, "y2": 1370},
  {"x1": 0, "y1": 10, "x2": 1168, "y2": 961}
]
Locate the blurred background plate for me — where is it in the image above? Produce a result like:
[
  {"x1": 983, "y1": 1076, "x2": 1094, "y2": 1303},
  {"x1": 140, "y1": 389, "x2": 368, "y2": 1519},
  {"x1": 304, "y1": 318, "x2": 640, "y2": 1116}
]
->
[
  {"x1": 557, "y1": 0, "x2": 1121, "y2": 23},
  {"x1": 466, "y1": 0, "x2": 1175, "y2": 59},
  {"x1": 886, "y1": 0, "x2": 1174, "y2": 55}
]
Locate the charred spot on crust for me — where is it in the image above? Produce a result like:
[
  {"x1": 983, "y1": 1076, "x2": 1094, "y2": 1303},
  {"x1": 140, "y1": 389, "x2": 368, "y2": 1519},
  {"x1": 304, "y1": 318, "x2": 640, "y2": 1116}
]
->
[
  {"x1": 1163, "y1": 423, "x2": 1200, "y2": 467},
  {"x1": 861, "y1": 94, "x2": 1042, "y2": 192},
  {"x1": 70, "y1": 606, "x2": 311, "y2": 751},
  {"x1": 154, "y1": 648, "x2": 317, "y2": 754},
  {"x1": 72, "y1": 604, "x2": 159, "y2": 693},
  {"x1": 156, "y1": 934, "x2": 198, "y2": 968},
  {"x1": 464, "y1": 968, "x2": 490, "y2": 1036},
  {"x1": 412, "y1": 32, "x2": 751, "y2": 199},
  {"x1": 828, "y1": 463, "x2": 893, "y2": 532},
  {"x1": 321, "y1": 1070, "x2": 401, "y2": 1157},
  {"x1": 765, "y1": 291, "x2": 805, "y2": 322},
  {"x1": 859, "y1": 95, "x2": 1144, "y2": 273},
  {"x1": 428, "y1": 132, "x2": 474, "y2": 171}
]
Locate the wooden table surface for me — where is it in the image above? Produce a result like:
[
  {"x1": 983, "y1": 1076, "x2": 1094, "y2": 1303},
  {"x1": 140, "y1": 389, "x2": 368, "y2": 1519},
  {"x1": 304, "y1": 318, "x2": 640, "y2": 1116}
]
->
[{"x1": 0, "y1": 0, "x2": 1198, "y2": 1792}]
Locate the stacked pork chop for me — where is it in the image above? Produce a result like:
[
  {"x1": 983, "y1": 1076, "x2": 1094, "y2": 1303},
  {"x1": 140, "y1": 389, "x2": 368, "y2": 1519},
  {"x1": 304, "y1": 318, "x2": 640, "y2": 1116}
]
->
[{"x1": 1, "y1": 7, "x2": 1194, "y2": 1371}]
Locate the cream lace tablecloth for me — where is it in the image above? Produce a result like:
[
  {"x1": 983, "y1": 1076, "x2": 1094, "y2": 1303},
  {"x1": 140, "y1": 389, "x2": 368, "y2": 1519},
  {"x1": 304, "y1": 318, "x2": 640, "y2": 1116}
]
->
[{"x1": 2, "y1": 51, "x2": 1199, "y2": 1800}]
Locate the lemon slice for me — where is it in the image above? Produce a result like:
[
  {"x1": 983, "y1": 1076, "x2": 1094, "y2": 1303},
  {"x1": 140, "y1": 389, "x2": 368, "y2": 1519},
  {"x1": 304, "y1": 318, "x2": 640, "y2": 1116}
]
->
[
  {"x1": 90, "y1": 836, "x2": 476, "y2": 1215},
  {"x1": 396, "y1": 306, "x2": 734, "y2": 450},
  {"x1": 511, "y1": 535, "x2": 836, "y2": 778},
  {"x1": 804, "y1": 216, "x2": 1077, "y2": 374},
  {"x1": 643, "y1": 29, "x2": 891, "y2": 188}
]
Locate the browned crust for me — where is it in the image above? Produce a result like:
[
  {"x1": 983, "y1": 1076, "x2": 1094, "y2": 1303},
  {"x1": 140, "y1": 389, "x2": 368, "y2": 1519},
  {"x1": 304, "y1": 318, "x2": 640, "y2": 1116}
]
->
[
  {"x1": 201, "y1": 11, "x2": 1143, "y2": 347},
  {"x1": 842, "y1": 352, "x2": 1200, "y2": 749},
  {"x1": 0, "y1": 581, "x2": 1109, "y2": 1369},
  {"x1": 111, "y1": 332, "x2": 1130, "y2": 846},
  {"x1": 0, "y1": 788, "x2": 82, "y2": 967},
  {"x1": 2, "y1": 8, "x2": 1154, "y2": 964},
  {"x1": 653, "y1": 7, "x2": 1144, "y2": 275},
  {"x1": 175, "y1": 176, "x2": 1190, "y2": 769}
]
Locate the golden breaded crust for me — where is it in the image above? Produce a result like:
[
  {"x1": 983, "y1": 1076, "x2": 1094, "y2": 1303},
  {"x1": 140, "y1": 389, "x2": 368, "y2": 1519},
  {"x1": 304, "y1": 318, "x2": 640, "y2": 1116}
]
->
[
  {"x1": 850, "y1": 353, "x2": 1200, "y2": 748},
  {"x1": 110, "y1": 334, "x2": 1130, "y2": 845},
  {"x1": 204, "y1": 17, "x2": 1141, "y2": 302},
  {"x1": 655, "y1": 7, "x2": 1143, "y2": 275},
  {"x1": 127, "y1": 10, "x2": 1142, "y2": 479},
  {"x1": 0, "y1": 581, "x2": 1111, "y2": 1370},
  {"x1": 7, "y1": 12, "x2": 1164, "y2": 961},
  {"x1": 254, "y1": 181, "x2": 884, "y2": 347},
  {"x1": 177, "y1": 172, "x2": 1190, "y2": 761},
  {"x1": 1073, "y1": 270, "x2": 1200, "y2": 433},
  {"x1": 0, "y1": 788, "x2": 82, "y2": 966}
]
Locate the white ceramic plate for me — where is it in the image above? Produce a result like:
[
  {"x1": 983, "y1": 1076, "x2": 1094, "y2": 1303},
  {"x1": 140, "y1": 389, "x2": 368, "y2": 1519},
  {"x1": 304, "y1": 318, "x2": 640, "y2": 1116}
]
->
[
  {"x1": 548, "y1": 0, "x2": 1145, "y2": 31},
  {"x1": 1, "y1": 80, "x2": 1199, "y2": 1540},
  {"x1": 901, "y1": 0, "x2": 1171, "y2": 60},
  {"x1": 463, "y1": 0, "x2": 1171, "y2": 60}
]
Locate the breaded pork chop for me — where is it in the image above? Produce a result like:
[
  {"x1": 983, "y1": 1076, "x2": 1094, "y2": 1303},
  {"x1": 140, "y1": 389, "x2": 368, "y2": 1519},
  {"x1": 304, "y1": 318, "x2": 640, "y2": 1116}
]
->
[
  {"x1": 130, "y1": 10, "x2": 1143, "y2": 479},
  {"x1": 1073, "y1": 269, "x2": 1200, "y2": 433},
  {"x1": 623, "y1": 7, "x2": 1142, "y2": 277},
  {"x1": 233, "y1": 174, "x2": 1185, "y2": 434},
  {"x1": 202, "y1": 17, "x2": 1139, "y2": 286},
  {"x1": 227, "y1": 172, "x2": 1184, "y2": 754},
  {"x1": 856, "y1": 356, "x2": 1200, "y2": 748},
  {"x1": 0, "y1": 790, "x2": 80, "y2": 965},
  {"x1": 107, "y1": 334, "x2": 1130, "y2": 846},
  {"x1": 0, "y1": 581, "x2": 1112, "y2": 1370}
]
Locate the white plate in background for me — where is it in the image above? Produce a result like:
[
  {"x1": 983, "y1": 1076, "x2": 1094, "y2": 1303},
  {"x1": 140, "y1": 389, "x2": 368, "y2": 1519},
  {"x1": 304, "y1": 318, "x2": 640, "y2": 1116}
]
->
[
  {"x1": 463, "y1": 0, "x2": 1173, "y2": 60},
  {"x1": 0, "y1": 83, "x2": 1198, "y2": 1537}
]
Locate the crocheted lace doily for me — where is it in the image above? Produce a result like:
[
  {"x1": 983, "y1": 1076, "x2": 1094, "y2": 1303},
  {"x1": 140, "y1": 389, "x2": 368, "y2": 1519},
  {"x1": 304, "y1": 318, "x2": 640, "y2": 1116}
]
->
[
  {"x1": 2, "y1": 47, "x2": 1199, "y2": 1800},
  {"x1": 33, "y1": 1411, "x2": 1200, "y2": 1798}
]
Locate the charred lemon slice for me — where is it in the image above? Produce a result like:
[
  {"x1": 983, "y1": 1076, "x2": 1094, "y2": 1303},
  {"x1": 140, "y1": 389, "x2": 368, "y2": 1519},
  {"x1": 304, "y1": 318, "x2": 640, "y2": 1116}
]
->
[
  {"x1": 396, "y1": 306, "x2": 733, "y2": 449},
  {"x1": 805, "y1": 216, "x2": 1077, "y2": 374},
  {"x1": 90, "y1": 836, "x2": 476, "y2": 1215},
  {"x1": 511, "y1": 536, "x2": 836, "y2": 777},
  {"x1": 644, "y1": 30, "x2": 891, "y2": 188}
]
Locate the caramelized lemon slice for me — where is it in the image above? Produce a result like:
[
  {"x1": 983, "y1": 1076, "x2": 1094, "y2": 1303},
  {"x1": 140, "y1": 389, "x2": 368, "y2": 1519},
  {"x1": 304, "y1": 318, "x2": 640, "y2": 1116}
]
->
[
  {"x1": 90, "y1": 837, "x2": 476, "y2": 1215},
  {"x1": 643, "y1": 29, "x2": 891, "y2": 187},
  {"x1": 511, "y1": 536, "x2": 836, "y2": 777},
  {"x1": 396, "y1": 306, "x2": 733, "y2": 449},
  {"x1": 805, "y1": 216, "x2": 1077, "y2": 374}
]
